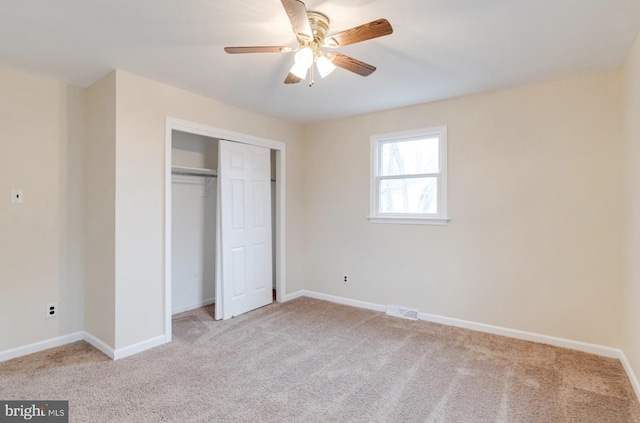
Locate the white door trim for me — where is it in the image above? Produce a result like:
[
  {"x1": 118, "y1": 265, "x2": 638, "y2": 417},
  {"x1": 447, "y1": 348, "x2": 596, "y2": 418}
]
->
[{"x1": 164, "y1": 117, "x2": 287, "y2": 342}]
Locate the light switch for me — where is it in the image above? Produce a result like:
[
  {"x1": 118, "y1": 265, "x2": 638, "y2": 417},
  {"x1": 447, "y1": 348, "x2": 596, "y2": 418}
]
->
[{"x1": 11, "y1": 189, "x2": 24, "y2": 204}]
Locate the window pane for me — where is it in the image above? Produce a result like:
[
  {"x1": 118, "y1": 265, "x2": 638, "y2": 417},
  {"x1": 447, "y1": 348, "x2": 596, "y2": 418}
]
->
[
  {"x1": 379, "y1": 177, "x2": 438, "y2": 214},
  {"x1": 380, "y1": 137, "x2": 439, "y2": 176}
]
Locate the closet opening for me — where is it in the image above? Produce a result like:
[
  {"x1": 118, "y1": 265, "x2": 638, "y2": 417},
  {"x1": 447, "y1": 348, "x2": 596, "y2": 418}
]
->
[
  {"x1": 170, "y1": 131, "x2": 218, "y2": 316},
  {"x1": 164, "y1": 118, "x2": 286, "y2": 342}
]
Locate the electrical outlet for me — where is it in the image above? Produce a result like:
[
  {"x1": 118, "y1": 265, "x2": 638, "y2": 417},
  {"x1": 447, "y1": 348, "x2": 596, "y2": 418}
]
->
[
  {"x1": 46, "y1": 303, "x2": 58, "y2": 319},
  {"x1": 343, "y1": 273, "x2": 349, "y2": 284},
  {"x1": 11, "y1": 189, "x2": 24, "y2": 204}
]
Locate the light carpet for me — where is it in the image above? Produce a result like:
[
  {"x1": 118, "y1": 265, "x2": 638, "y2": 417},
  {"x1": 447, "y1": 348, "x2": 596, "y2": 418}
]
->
[{"x1": 1, "y1": 297, "x2": 639, "y2": 422}]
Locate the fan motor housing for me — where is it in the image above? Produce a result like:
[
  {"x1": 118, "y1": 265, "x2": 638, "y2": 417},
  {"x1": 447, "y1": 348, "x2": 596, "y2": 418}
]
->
[{"x1": 307, "y1": 11, "x2": 330, "y2": 44}]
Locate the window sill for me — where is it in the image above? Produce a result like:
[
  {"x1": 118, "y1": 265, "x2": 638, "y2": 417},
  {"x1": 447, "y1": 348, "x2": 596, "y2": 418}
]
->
[{"x1": 367, "y1": 216, "x2": 450, "y2": 226}]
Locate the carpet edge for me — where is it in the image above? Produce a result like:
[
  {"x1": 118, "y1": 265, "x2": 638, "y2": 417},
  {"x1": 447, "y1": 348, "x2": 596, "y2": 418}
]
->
[{"x1": 0, "y1": 332, "x2": 84, "y2": 363}]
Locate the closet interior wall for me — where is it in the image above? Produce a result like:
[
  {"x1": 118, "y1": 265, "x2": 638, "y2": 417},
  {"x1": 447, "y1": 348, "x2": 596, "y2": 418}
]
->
[{"x1": 171, "y1": 131, "x2": 217, "y2": 314}]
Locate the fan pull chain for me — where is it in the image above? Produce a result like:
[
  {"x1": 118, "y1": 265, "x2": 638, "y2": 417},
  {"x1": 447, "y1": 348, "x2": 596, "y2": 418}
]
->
[{"x1": 309, "y1": 60, "x2": 315, "y2": 87}]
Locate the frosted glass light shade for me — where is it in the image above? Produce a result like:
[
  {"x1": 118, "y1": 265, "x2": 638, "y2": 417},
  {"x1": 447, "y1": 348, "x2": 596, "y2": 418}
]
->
[
  {"x1": 294, "y1": 47, "x2": 314, "y2": 67},
  {"x1": 315, "y1": 55, "x2": 336, "y2": 78},
  {"x1": 290, "y1": 62, "x2": 308, "y2": 79}
]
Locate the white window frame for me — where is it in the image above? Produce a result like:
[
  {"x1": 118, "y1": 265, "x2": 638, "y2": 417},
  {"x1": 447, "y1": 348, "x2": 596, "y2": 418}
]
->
[{"x1": 368, "y1": 126, "x2": 449, "y2": 225}]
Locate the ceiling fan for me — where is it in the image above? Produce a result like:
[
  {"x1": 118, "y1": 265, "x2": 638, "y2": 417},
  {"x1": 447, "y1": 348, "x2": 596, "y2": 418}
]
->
[{"x1": 224, "y1": 0, "x2": 393, "y2": 86}]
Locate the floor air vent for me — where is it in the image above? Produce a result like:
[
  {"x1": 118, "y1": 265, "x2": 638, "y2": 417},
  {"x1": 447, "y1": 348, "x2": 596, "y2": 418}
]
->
[{"x1": 385, "y1": 305, "x2": 419, "y2": 321}]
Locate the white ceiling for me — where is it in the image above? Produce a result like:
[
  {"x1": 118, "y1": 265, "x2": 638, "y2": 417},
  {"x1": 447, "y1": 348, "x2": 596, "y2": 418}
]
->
[{"x1": 1, "y1": 0, "x2": 639, "y2": 124}]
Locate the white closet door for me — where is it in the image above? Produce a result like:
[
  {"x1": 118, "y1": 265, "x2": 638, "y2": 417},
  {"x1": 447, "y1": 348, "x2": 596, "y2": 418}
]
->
[{"x1": 217, "y1": 140, "x2": 272, "y2": 319}]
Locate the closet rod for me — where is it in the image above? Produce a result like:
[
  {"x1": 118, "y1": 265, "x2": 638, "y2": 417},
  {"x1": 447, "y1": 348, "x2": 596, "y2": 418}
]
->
[
  {"x1": 171, "y1": 168, "x2": 276, "y2": 182},
  {"x1": 171, "y1": 165, "x2": 217, "y2": 178},
  {"x1": 171, "y1": 171, "x2": 217, "y2": 177},
  {"x1": 171, "y1": 172, "x2": 276, "y2": 182}
]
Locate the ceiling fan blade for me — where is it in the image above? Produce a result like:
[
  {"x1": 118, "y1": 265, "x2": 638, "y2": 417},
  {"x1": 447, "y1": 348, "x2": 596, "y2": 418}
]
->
[
  {"x1": 329, "y1": 52, "x2": 376, "y2": 76},
  {"x1": 284, "y1": 73, "x2": 302, "y2": 84},
  {"x1": 224, "y1": 46, "x2": 293, "y2": 54},
  {"x1": 281, "y1": 0, "x2": 313, "y2": 41},
  {"x1": 324, "y1": 18, "x2": 393, "y2": 48}
]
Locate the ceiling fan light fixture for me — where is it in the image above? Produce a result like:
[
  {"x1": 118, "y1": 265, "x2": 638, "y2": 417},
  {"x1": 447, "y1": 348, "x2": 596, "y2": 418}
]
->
[
  {"x1": 290, "y1": 61, "x2": 309, "y2": 79},
  {"x1": 224, "y1": 0, "x2": 393, "y2": 86},
  {"x1": 294, "y1": 46, "x2": 314, "y2": 68},
  {"x1": 315, "y1": 54, "x2": 336, "y2": 78}
]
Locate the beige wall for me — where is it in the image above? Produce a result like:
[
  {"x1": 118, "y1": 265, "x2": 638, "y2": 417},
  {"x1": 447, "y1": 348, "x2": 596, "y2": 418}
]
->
[
  {"x1": 623, "y1": 32, "x2": 640, "y2": 384},
  {"x1": 84, "y1": 72, "x2": 117, "y2": 346},
  {"x1": 0, "y1": 67, "x2": 85, "y2": 351},
  {"x1": 302, "y1": 71, "x2": 624, "y2": 347},
  {"x1": 110, "y1": 70, "x2": 304, "y2": 348}
]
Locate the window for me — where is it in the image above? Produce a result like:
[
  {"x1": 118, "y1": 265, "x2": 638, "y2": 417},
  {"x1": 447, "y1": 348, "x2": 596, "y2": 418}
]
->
[{"x1": 369, "y1": 126, "x2": 448, "y2": 225}]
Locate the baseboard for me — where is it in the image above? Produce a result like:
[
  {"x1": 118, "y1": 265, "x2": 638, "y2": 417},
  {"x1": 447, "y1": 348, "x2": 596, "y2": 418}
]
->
[
  {"x1": 418, "y1": 311, "x2": 622, "y2": 359},
  {"x1": 83, "y1": 331, "x2": 115, "y2": 359},
  {"x1": 3, "y1": 331, "x2": 169, "y2": 363},
  {"x1": 85, "y1": 332, "x2": 166, "y2": 361},
  {"x1": 283, "y1": 290, "x2": 306, "y2": 302},
  {"x1": 300, "y1": 290, "x2": 386, "y2": 312},
  {"x1": 172, "y1": 298, "x2": 215, "y2": 315},
  {"x1": 112, "y1": 335, "x2": 166, "y2": 360},
  {"x1": 1, "y1": 331, "x2": 119, "y2": 362},
  {"x1": 619, "y1": 351, "x2": 640, "y2": 401},
  {"x1": 0, "y1": 332, "x2": 84, "y2": 363}
]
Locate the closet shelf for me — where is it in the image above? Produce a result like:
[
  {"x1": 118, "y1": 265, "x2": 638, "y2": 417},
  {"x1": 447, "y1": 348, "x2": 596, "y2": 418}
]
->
[{"x1": 171, "y1": 166, "x2": 217, "y2": 177}]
